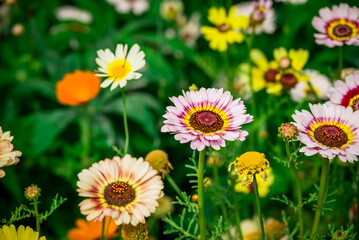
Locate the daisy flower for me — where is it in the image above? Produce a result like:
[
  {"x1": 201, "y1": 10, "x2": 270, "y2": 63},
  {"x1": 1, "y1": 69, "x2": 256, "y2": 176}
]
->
[
  {"x1": 290, "y1": 70, "x2": 332, "y2": 102},
  {"x1": 275, "y1": 0, "x2": 306, "y2": 4},
  {"x1": 201, "y1": 6, "x2": 249, "y2": 51},
  {"x1": 292, "y1": 103, "x2": 359, "y2": 162},
  {"x1": 328, "y1": 71, "x2": 359, "y2": 111},
  {"x1": 312, "y1": 3, "x2": 359, "y2": 47},
  {"x1": 77, "y1": 154, "x2": 164, "y2": 226},
  {"x1": 235, "y1": 0, "x2": 276, "y2": 34},
  {"x1": 0, "y1": 225, "x2": 45, "y2": 240},
  {"x1": 0, "y1": 126, "x2": 21, "y2": 178},
  {"x1": 161, "y1": 88, "x2": 253, "y2": 151},
  {"x1": 106, "y1": 0, "x2": 149, "y2": 16},
  {"x1": 95, "y1": 43, "x2": 145, "y2": 90},
  {"x1": 55, "y1": 6, "x2": 93, "y2": 24}
]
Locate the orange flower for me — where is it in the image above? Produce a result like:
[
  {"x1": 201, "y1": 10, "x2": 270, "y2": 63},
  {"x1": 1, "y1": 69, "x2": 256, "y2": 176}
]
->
[
  {"x1": 67, "y1": 217, "x2": 118, "y2": 240},
  {"x1": 56, "y1": 70, "x2": 100, "y2": 106}
]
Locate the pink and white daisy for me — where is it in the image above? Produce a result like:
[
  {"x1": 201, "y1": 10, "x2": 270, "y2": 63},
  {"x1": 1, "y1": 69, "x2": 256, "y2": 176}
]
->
[
  {"x1": 161, "y1": 88, "x2": 253, "y2": 151},
  {"x1": 77, "y1": 154, "x2": 164, "y2": 226},
  {"x1": 235, "y1": 0, "x2": 276, "y2": 34},
  {"x1": 95, "y1": 43, "x2": 145, "y2": 90},
  {"x1": 328, "y1": 71, "x2": 359, "y2": 111},
  {"x1": 0, "y1": 127, "x2": 21, "y2": 178},
  {"x1": 292, "y1": 103, "x2": 359, "y2": 162},
  {"x1": 312, "y1": 3, "x2": 359, "y2": 47}
]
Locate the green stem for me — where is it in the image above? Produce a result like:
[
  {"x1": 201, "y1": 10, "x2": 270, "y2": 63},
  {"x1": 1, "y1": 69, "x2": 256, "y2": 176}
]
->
[
  {"x1": 338, "y1": 46, "x2": 343, "y2": 79},
  {"x1": 285, "y1": 140, "x2": 304, "y2": 237},
  {"x1": 100, "y1": 218, "x2": 105, "y2": 240},
  {"x1": 230, "y1": 177, "x2": 243, "y2": 240},
  {"x1": 118, "y1": 224, "x2": 123, "y2": 240},
  {"x1": 80, "y1": 105, "x2": 91, "y2": 166},
  {"x1": 247, "y1": 30, "x2": 256, "y2": 150},
  {"x1": 105, "y1": 217, "x2": 112, "y2": 240},
  {"x1": 311, "y1": 157, "x2": 330, "y2": 237},
  {"x1": 224, "y1": 51, "x2": 233, "y2": 93},
  {"x1": 213, "y1": 165, "x2": 233, "y2": 240},
  {"x1": 121, "y1": 88, "x2": 129, "y2": 155},
  {"x1": 253, "y1": 175, "x2": 265, "y2": 240},
  {"x1": 33, "y1": 199, "x2": 40, "y2": 234},
  {"x1": 198, "y1": 149, "x2": 207, "y2": 240},
  {"x1": 166, "y1": 174, "x2": 184, "y2": 201}
]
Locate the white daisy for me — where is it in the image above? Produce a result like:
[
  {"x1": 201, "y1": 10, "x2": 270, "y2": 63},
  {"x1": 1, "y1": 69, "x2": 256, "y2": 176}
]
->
[
  {"x1": 55, "y1": 6, "x2": 93, "y2": 24},
  {"x1": 95, "y1": 43, "x2": 146, "y2": 90}
]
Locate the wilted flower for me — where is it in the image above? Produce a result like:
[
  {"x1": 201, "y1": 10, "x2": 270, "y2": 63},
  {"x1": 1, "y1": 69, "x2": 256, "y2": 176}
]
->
[
  {"x1": 290, "y1": 69, "x2": 332, "y2": 102},
  {"x1": 201, "y1": 6, "x2": 249, "y2": 51},
  {"x1": 77, "y1": 154, "x2": 164, "y2": 225},
  {"x1": 0, "y1": 127, "x2": 21, "y2": 178},
  {"x1": 160, "y1": 0, "x2": 183, "y2": 21},
  {"x1": 24, "y1": 184, "x2": 41, "y2": 201},
  {"x1": 96, "y1": 43, "x2": 145, "y2": 90},
  {"x1": 0, "y1": 225, "x2": 46, "y2": 240},
  {"x1": 161, "y1": 88, "x2": 253, "y2": 151},
  {"x1": 67, "y1": 217, "x2": 118, "y2": 240},
  {"x1": 328, "y1": 71, "x2": 359, "y2": 111},
  {"x1": 106, "y1": 0, "x2": 149, "y2": 16},
  {"x1": 292, "y1": 103, "x2": 359, "y2": 162},
  {"x1": 56, "y1": 70, "x2": 100, "y2": 106},
  {"x1": 145, "y1": 149, "x2": 173, "y2": 178},
  {"x1": 235, "y1": 0, "x2": 276, "y2": 34},
  {"x1": 121, "y1": 222, "x2": 149, "y2": 240},
  {"x1": 55, "y1": 6, "x2": 93, "y2": 24},
  {"x1": 229, "y1": 151, "x2": 269, "y2": 187},
  {"x1": 278, "y1": 123, "x2": 298, "y2": 141},
  {"x1": 312, "y1": 3, "x2": 359, "y2": 47}
]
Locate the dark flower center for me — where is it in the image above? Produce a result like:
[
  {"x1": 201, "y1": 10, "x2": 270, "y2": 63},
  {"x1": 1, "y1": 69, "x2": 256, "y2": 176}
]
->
[
  {"x1": 104, "y1": 182, "x2": 135, "y2": 207},
  {"x1": 218, "y1": 23, "x2": 230, "y2": 32},
  {"x1": 189, "y1": 110, "x2": 224, "y2": 133},
  {"x1": 313, "y1": 125, "x2": 348, "y2": 148},
  {"x1": 333, "y1": 24, "x2": 353, "y2": 37},
  {"x1": 280, "y1": 73, "x2": 297, "y2": 89},
  {"x1": 352, "y1": 97, "x2": 359, "y2": 111},
  {"x1": 264, "y1": 69, "x2": 278, "y2": 83}
]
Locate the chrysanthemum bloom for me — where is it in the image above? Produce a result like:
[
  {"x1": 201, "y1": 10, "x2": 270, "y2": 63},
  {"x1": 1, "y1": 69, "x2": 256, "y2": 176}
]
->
[
  {"x1": 55, "y1": 6, "x2": 93, "y2": 24},
  {"x1": 96, "y1": 44, "x2": 145, "y2": 90},
  {"x1": 121, "y1": 222, "x2": 148, "y2": 240},
  {"x1": 328, "y1": 71, "x2": 359, "y2": 111},
  {"x1": 292, "y1": 103, "x2": 359, "y2": 162},
  {"x1": 235, "y1": 167, "x2": 274, "y2": 197},
  {"x1": 145, "y1": 149, "x2": 173, "y2": 178},
  {"x1": 235, "y1": 0, "x2": 276, "y2": 34},
  {"x1": 0, "y1": 127, "x2": 21, "y2": 178},
  {"x1": 312, "y1": 3, "x2": 359, "y2": 47},
  {"x1": 161, "y1": 88, "x2": 253, "y2": 151},
  {"x1": 290, "y1": 69, "x2": 332, "y2": 102},
  {"x1": 67, "y1": 217, "x2": 118, "y2": 240},
  {"x1": 201, "y1": 6, "x2": 249, "y2": 51},
  {"x1": 24, "y1": 184, "x2": 41, "y2": 201},
  {"x1": 77, "y1": 154, "x2": 164, "y2": 225},
  {"x1": 0, "y1": 225, "x2": 45, "y2": 240},
  {"x1": 160, "y1": 0, "x2": 183, "y2": 21},
  {"x1": 56, "y1": 70, "x2": 100, "y2": 106},
  {"x1": 106, "y1": 0, "x2": 149, "y2": 15},
  {"x1": 229, "y1": 151, "x2": 269, "y2": 187}
]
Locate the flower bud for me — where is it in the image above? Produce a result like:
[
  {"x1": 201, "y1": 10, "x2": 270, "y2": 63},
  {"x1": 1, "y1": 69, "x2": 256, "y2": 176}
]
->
[
  {"x1": 24, "y1": 184, "x2": 41, "y2": 201},
  {"x1": 278, "y1": 123, "x2": 298, "y2": 141}
]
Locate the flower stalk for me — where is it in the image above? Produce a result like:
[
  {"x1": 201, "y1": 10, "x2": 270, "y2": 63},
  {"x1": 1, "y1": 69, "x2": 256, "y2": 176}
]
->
[
  {"x1": 198, "y1": 149, "x2": 207, "y2": 239},
  {"x1": 338, "y1": 46, "x2": 343, "y2": 79},
  {"x1": 253, "y1": 175, "x2": 265, "y2": 240},
  {"x1": 79, "y1": 105, "x2": 91, "y2": 166},
  {"x1": 33, "y1": 198, "x2": 40, "y2": 234},
  {"x1": 230, "y1": 177, "x2": 243, "y2": 240},
  {"x1": 166, "y1": 174, "x2": 184, "y2": 201},
  {"x1": 121, "y1": 87, "x2": 129, "y2": 155}
]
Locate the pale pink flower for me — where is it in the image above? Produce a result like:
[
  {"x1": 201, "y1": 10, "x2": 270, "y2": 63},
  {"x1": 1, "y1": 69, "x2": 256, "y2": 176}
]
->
[
  {"x1": 161, "y1": 88, "x2": 253, "y2": 151},
  {"x1": 0, "y1": 127, "x2": 21, "y2": 178}
]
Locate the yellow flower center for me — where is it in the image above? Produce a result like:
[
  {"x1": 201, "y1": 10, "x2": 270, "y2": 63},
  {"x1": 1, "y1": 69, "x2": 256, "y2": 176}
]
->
[
  {"x1": 349, "y1": 95, "x2": 359, "y2": 111},
  {"x1": 327, "y1": 19, "x2": 359, "y2": 41},
  {"x1": 107, "y1": 59, "x2": 132, "y2": 81}
]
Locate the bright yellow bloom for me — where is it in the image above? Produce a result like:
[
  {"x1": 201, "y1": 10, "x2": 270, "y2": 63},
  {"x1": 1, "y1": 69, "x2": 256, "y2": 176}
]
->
[
  {"x1": 201, "y1": 6, "x2": 249, "y2": 51},
  {"x1": 0, "y1": 225, "x2": 46, "y2": 240},
  {"x1": 273, "y1": 47, "x2": 309, "y2": 71}
]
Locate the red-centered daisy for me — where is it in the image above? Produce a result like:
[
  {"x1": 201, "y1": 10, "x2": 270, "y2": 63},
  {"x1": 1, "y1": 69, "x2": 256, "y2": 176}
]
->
[
  {"x1": 292, "y1": 103, "x2": 359, "y2": 162},
  {"x1": 161, "y1": 88, "x2": 253, "y2": 151},
  {"x1": 312, "y1": 3, "x2": 359, "y2": 47},
  {"x1": 328, "y1": 71, "x2": 359, "y2": 111},
  {"x1": 77, "y1": 154, "x2": 164, "y2": 226}
]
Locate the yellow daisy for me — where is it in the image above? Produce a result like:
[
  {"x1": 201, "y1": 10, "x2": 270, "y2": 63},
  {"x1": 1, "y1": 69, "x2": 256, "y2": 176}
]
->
[
  {"x1": 0, "y1": 225, "x2": 46, "y2": 240},
  {"x1": 201, "y1": 6, "x2": 249, "y2": 51},
  {"x1": 273, "y1": 47, "x2": 309, "y2": 71}
]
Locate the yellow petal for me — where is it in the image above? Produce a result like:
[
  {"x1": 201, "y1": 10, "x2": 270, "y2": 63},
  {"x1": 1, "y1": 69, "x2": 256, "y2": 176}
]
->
[
  {"x1": 231, "y1": 14, "x2": 250, "y2": 29},
  {"x1": 208, "y1": 7, "x2": 227, "y2": 26},
  {"x1": 273, "y1": 47, "x2": 288, "y2": 62},
  {"x1": 289, "y1": 49, "x2": 309, "y2": 71},
  {"x1": 266, "y1": 83, "x2": 282, "y2": 95},
  {"x1": 250, "y1": 49, "x2": 268, "y2": 70},
  {"x1": 252, "y1": 68, "x2": 266, "y2": 92}
]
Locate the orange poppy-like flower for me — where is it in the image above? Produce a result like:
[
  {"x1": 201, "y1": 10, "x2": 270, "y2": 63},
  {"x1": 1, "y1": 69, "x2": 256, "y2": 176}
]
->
[
  {"x1": 67, "y1": 217, "x2": 118, "y2": 240},
  {"x1": 56, "y1": 70, "x2": 100, "y2": 106}
]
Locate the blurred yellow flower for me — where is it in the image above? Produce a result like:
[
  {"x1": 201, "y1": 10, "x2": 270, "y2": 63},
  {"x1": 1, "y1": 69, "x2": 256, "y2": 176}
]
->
[
  {"x1": 0, "y1": 225, "x2": 46, "y2": 240},
  {"x1": 201, "y1": 6, "x2": 249, "y2": 51}
]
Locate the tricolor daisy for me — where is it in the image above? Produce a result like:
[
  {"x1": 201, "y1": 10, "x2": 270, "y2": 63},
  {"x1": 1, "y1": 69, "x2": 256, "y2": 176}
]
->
[
  {"x1": 161, "y1": 88, "x2": 253, "y2": 151},
  {"x1": 312, "y1": 3, "x2": 359, "y2": 47},
  {"x1": 292, "y1": 103, "x2": 359, "y2": 162},
  {"x1": 328, "y1": 71, "x2": 359, "y2": 111},
  {"x1": 77, "y1": 154, "x2": 164, "y2": 226},
  {"x1": 95, "y1": 44, "x2": 145, "y2": 90}
]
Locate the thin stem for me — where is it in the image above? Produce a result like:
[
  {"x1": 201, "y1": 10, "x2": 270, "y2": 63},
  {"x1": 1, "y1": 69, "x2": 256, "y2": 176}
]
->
[
  {"x1": 247, "y1": 29, "x2": 256, "y2": 150},
  {"x1": 118, "y1": 225, "x2": 123, "y2": 240},
  {"x1": 311, "y1": 157, "x2": 330, "y2": 237},
  {"x1": 105, "y1": 217, "x2": 112, "y2": 240},
  {"x1": 230, "y1": 177, "x2": 243, "y2": 240},
  {"x1": 198, "y1": 149, "x2": 207, "y2": 240},
  {"x1": 80, "y1": 105, "x2": 91, "y2": 166},
  {"x1": 338, "y1": 46, "x2": 343, "y2": 79},
  {"x1": 33, "y1": 199, "x2": 40, "y2": 234},
  {"x1": 224, "y1": 51, "x2": 233, "y2": 93},
  {"x1": 121, "y1": 88, "x2": 129, "y2": 155},
  {"x1": 253, "y1": 175, "x2": 265, "y2": 240},
  {"x1": 166, "y1": 174, "x2": 184, "y2": 201},
  {"x1": 100, "y1": 218, "x2": 105, "y2": 240},
  {"x1": 285, "y1": 140, "x2": 304, "y2": 237}
]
